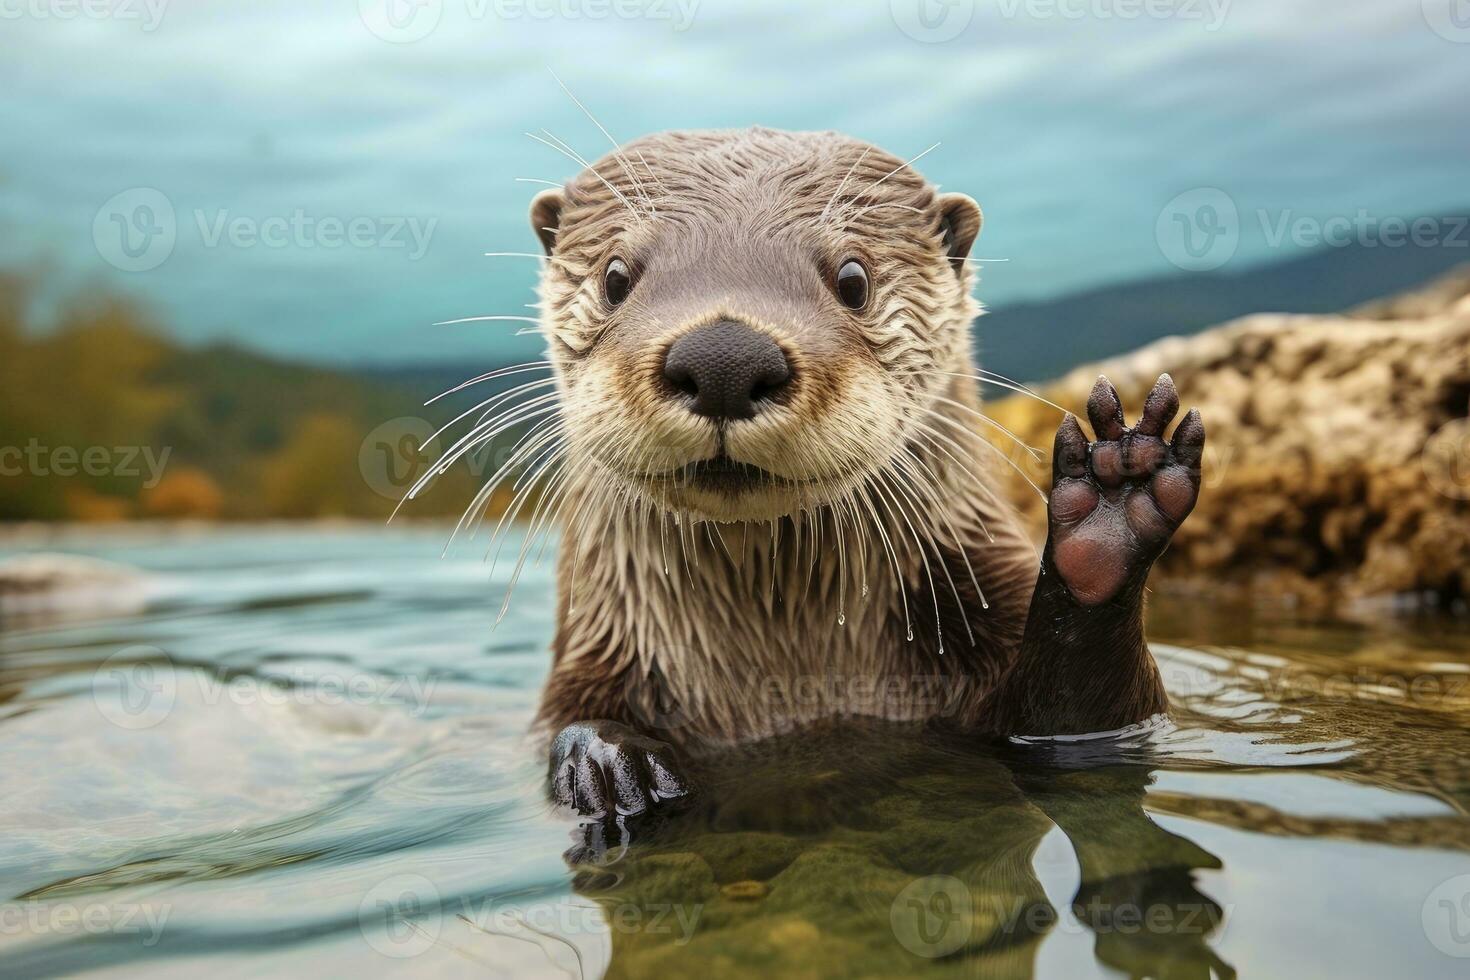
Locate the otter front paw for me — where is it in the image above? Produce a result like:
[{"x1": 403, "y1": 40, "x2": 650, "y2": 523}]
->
[
  {"x1": 549, "y1": 720, "x2": 691, "y2": 819},
  {"x1": 1047, "y1": 374, "x2": 1204, "y2": 606}
]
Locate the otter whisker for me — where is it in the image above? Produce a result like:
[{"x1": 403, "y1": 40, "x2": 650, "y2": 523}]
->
[
  {"x1": 458, "y1": 437, "x2": 564, "y2": 556},
  {"x1": 633, "y1": 148, "x2": 670, "y2": 200},
  {"x1": 892, "y1": 449, "x2": 985, "y2": 633},
  {"x1": 434, "y1": 314, "x2": 542, "y2": 327},
  {"x1": 819, "y1": 146, "x2": 871, "y2": 224},
  {"x1": 531, "y1": 473, "x2": 577, "y2": 569},
  {"x1": 853, "y1": 478, "x2": 912, "y2": 642},
  {"x1": 419, "y1": 392, "x2": 562, "y2": 488},
  {"x1": 458, "y1": 414, "x2": 564, "y2": 519},
  {"x1": 871, "y1": 468, "x2": 946, "y2": 652},
  {"x1": 865, "y1": 141, "x2": 940, "y2": 194},
  {"x1": 490, "y1": 464, "x2": 564, "y2": 623},
  {"x1": 486, "y1": 430, "x2": 571, "y2": 570},
  {"x1": 852, "y1": 202, "x2": 924, "y2": 219},
  {"x1": 887, "y1": 456, "x2": 978, "y2": 642},
  {"x1": 425, "y1": 360, "x2": 552, "y2": 405},
  {"x1": 520, "y1": 454, "x2": 576, "y2": 571},
  {"x1": 527, "y1": 130, "x2": 644, "y2": 221},
  {"x1": 927, "y1": 394, "x2": 1043, "y2": 462},
  {"x1": 395, "y1": 396, "x2": 562, "y2": 519},
  {"x1": 547, "y1": 67, "x2": 656, "y2": 215},
  {"x1": 508, "y1": 430, "x2": 569, "y2": 500},
  {"x1": 935, "y1": 370, "x2": 1067, "y2": 414},
  {"x1": 914, "y1": 405, "x2": 1048, "y2": 504},
  {"x1": 445, "y1": 418, "x2": 565, "y2": 553},
  {"x1": 424, "y1": 377, "x2": 558, "y2": 449},
  {"x1": 902, "y1": 421, "x2": 997, "y2": 543}
]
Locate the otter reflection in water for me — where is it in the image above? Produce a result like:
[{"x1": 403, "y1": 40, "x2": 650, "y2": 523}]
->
[{"x1": 562, "y1": 725, "x2": 1233, "y2": 979}]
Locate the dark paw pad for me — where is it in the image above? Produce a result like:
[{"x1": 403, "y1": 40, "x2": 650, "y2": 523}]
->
[
  {"x1": 549, "y1": 720, "x2": 691, "y2": 820},
  {"x1": 1048, "y1": 374, "x2": 1204, "y2": 606}
]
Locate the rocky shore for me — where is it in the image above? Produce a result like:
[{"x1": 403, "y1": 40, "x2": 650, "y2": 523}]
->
[{"x1": 986, "y1": 266, "x2": 1470, "y2": 610}]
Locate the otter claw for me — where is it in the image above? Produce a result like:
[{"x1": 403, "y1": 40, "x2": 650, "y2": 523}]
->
[{"x1": 550, "y1": 720, "x2": 690, "y2": 820}]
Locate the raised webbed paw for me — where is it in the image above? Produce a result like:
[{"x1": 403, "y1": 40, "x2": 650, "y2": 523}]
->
[{"x1": 1048, "y1": 374, "x2": 1205, "y2": 606}]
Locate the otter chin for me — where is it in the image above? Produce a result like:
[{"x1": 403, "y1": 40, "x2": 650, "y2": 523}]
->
[{"x1": 502, "y1": 127, "x2": 1206, "y2": 823}]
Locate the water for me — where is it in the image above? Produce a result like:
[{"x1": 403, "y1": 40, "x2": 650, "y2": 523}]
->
[{"x1": 1, "y1": 526, "x2": 1468, "y2": 978}]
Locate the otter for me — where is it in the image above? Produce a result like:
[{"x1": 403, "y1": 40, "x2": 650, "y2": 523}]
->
[{"x1": 518, "y1": 128, "x2": 1205, "y2": 818}]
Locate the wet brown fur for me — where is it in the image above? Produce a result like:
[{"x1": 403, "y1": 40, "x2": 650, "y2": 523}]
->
[{"x1": 525, "y1": 128, "x2": 1160, "y2": 751}]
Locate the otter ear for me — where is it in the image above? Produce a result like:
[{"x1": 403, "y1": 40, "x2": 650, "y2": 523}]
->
[
  {"x1": 936, "y1": 193, "x2": 983, "y2": 276},
  {"x1": 530, "y1": 188, "x2": 565, "y2": 255}
]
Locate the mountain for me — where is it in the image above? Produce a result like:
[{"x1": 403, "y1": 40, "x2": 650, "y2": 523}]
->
[{"x1": 977, "y1": 226, "x2": 1470, "y2": 382}]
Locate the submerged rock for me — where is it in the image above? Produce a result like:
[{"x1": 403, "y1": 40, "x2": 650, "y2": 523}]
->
[
  {"x1": 0, "y1": 552, "x2": 150, "y2": 625},
  {"x1": 986, "y1": 265, "x2": 1470, "y2": 609}
]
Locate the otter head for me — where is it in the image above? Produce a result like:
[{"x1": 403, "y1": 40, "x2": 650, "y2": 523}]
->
[{"x1": 531, "y1": 128, "x2": 983, "y2": 524}]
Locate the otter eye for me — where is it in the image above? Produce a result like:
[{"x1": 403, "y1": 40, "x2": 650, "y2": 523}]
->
[
  {"x1": 603, "y1": 257, "x2": 631, "y2": 307},
  {"x1": 836, "y1": 259, "x2": 868, "y2": 310}
]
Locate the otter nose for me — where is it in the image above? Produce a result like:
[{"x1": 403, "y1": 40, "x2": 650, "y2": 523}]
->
[{"x1": 662, "y1": 320, "x2": 791, "y2": 421}]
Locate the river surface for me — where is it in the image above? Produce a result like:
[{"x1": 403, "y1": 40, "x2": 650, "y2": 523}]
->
[{"x1": 1, "y1": 526, "x2": 1468, "y2": 978}]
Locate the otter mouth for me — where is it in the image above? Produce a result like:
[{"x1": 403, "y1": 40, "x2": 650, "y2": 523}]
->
[
  {"x1": 652, "y1": 455, "x2": 817, "y2": 493},
  {"x1": 675, "y1": 456, "x2": 794, "y2": 495}
]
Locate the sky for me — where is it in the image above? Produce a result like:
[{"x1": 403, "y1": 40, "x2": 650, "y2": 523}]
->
[{"x1": 2, "y1": 0, "x2": 1468, "y2": 370}]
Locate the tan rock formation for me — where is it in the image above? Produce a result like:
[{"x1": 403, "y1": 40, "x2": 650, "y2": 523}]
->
[{"x1": 984, "y1": 266, "x2": 1470, "y2": 608}]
